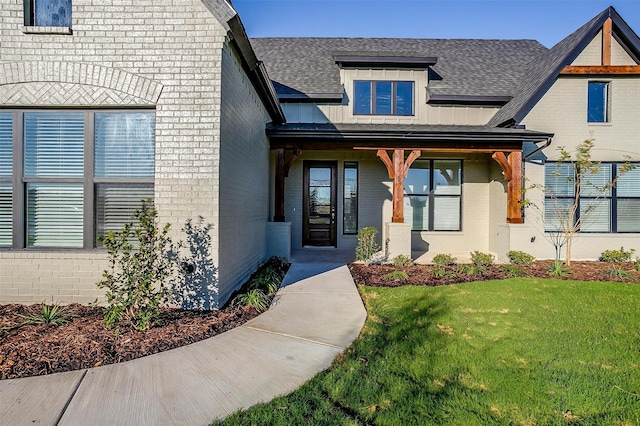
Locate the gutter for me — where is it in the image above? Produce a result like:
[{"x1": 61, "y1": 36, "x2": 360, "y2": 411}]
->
[
  {"x1": 226, "y1": 15, "x2": 286, "y2": 124},
  {"x1": 523, "y1": 136, "x2": 553, "y2": 160}
]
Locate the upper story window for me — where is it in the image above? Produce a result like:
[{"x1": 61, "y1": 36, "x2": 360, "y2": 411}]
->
[
  {"x1": 354, "y1": 81, "x2": 414, "y2": 116},
  {"x1": 24, "y1": 0, "x2": 72, "y2": 27},
  {"x1": 587, "y1": 81, "x2": 609, "y2": 123}
]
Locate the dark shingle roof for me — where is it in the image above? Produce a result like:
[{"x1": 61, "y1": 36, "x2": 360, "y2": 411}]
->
[
  {"x1": 489, "y1": 6, "x2": 640, "y2": 126},
  {"x1": 250, "y1": 38, "x2": 548, "y2": 100}
]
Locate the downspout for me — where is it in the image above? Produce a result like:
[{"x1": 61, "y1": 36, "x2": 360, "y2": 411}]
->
[{"x1": 523, "y1": 136, "x2": 552, "y2": 161}]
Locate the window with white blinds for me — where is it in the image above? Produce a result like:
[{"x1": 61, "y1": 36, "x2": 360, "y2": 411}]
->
[
  {"x1": 616, "y1": 166, "x2": 640, "y2": 232},
  {"x1": 27, "y1": 183, "x2": 83, "y2": 247},
  {"x1": 544, "y1": 162, "x2": 640, "y2": 233},
  {"x1": 0, "y1": 184, "x2": 11, "y2": 247},
  {"x1": 95, "y1": 112, "x2": 155, "y2": 178},
  {"x1": 24, "y1": 113, "x2": 84, "y2": 178},
  {"x1": 403, "y1": 159, "x2": 462, "y2": 231},
  {"x1": 0, "y1": 110, "x2": 155, "y2": 249},
  {"x1": 0, "y1": 113, "x2": 11, "y2": 246}
]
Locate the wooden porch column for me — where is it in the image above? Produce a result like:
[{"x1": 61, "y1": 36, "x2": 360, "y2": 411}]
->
[
  {"x1": 273, "y1": 148, "x2": 301, "y2": 222},
  {"x1": 377, "y1": 149, "x2": 421, "y2": 223},
  {"x1": 492, "y1": 151, "x2": 523, "y2": 224}
]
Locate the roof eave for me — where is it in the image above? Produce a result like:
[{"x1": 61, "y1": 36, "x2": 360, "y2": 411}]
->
[{"x1": 227, "y1": 16, "x2": 286, "y2": 124}]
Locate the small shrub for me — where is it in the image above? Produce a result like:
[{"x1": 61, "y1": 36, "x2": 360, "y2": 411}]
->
[
  {"x1": 385, "y1": 270, "x2": 410, "y2": 282},
  {"x1": 501, "y1": 264, "x2": 526, "y2": 277},
  {"x1": 232, "y1": 288, "x2": 270, "y2": 312},
  {"x1": 600, "y1": 247, "x2": 635, "y2": 263},
  {"x1": 507, "y1": 250, "x2": 536, "y2": 266},
  {"x1": 97, "y1": 200, "x2": 176, "y2": 331},
  {"x1": 470, "y1": 251, "x2": 494, "y2": 267},
  {"x1": 432, "y1": 266, "x2": 453, "y2": 278},
  {"x1": 606, "y1": 265, "x2": 632, "y2": 279},
  {"x1": 432, "y1": 253, "x2": 457, "y2": 266},
  {"x1": 457, "y1": 264, "x2": 483, "y2": 276},
  {"x1": 249, "y1": 257, "x2": 289, "y2": 295},
  {"x1": 355, "y1": 227, "x2": 381, "y2": 265},
  {"x1": 548, "y1": 260, "x2": 569, "y2": 277},
  {"x1": 19, "y1": 302, "x2": 70, "y2": 326},
  {"x1": 392, "y1": 254, "x2": 414, "y2": 267}
]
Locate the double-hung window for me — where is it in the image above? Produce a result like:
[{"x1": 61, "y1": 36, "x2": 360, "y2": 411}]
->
[
  {"x1": 0, "y1": 110, "x2": 155, "y2": 249},
  {"x1": 403, "y1": 159, "x2": 462, "y2": 231},
  {"x1": 544, "y1": 162, "x2": 640, "y2": 233},
  {"x1": 24, "y1": 0, "x2": 72, "y2": 27},
  {"x1": 587, "y1": 81, "x2": 609, "y2": 123},
  {"x1": 354, "y1": 81, "x2": 414, "y2": 115}
]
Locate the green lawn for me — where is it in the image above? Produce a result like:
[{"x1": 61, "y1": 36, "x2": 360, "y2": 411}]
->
[{"x1": 217, "y1": 279, "x2": 640, "y2": 425}]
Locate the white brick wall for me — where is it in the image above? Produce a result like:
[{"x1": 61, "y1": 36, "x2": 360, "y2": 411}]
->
[
  {"x1": 0, "y1": 0, "x2": 270, "y2": 306},
  {"x1": 217, "y1": 42, "x2": 271, "y2": 305}
]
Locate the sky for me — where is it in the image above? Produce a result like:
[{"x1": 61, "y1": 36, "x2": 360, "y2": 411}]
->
[{"x1": 232, "y1": 0, "x2": 640, "y2": 48}]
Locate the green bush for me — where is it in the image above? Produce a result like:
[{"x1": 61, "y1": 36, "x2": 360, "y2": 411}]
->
[
  {"x1": 97, "y1": 200, "x2": 176, "y2": 331},
  {"x1": 355, "y1": 227, "x2": 381, "y2": 264},
  {"x1": 548, "y1": 260, "x2": 569, "y2": 277},
  {"x1": 507, "y1": 250, "x2": 536, "y2": 266},
  {"x1": 18, "y1": 302, "x2": 70, "y2": 326},
  {"x1": 470, "y1": 251, "x2": 494, "y2": 267},
  {"x1": 230, "y1": 257, "x2": 289, "y2": 312},
  {"x1": 233, "y1": 288, "x2": 270, "y2": 312},
  {"x1": 432, "y1": 266, "x2": 453, "y2": 278},
  {"x1": 384, "y1": 270, "x2": 410, "y2": 282},
  {"x1": 248, "y1": 257, "x2": 289, "y2": 295},
  {"x1": 502, "y1": 264, "x2": 526, "y2": 277},
  {"x1": 606, "y1": 265, "x2": 632, "y2": 279},
  {"x1": 392, "y1": 254, "x2": 414, "y2": 267},
  {"x1": 600, "y1": 247, "x2": 635, "y2": 263},
  {"x1": 456, "y1": 264, "x2": 483, "y2": 276},
  {"x1": 432, "y1": 253, "x2": 457, "y2": 266}
]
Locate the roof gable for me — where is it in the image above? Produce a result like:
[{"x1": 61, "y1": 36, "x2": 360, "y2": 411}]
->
[{"x1": 489, "y1": 6, "x2": 640, "y2": 127}]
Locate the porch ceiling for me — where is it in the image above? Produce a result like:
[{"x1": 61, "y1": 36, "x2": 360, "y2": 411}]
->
[{"x1": 267, "y1": 123, "x2": 553, "y2": 151}]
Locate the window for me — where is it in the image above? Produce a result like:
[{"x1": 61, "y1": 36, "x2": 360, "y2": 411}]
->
[
  {"x1": 343, "y1": 162, "x2": 358, "y2": 234},
  {"x1": 403, "y1": 159, "x2": 462, "y2": 231},
  {"x1": 544, "y1": 162, "x2": 640, "y2": 233},
  {"x1": 0, "y1": 113, "x2": 12, "y2": 247},
  {"x1": 24, "y1": 0, "x2": 71, "y2": 27},
  {"x1": 0, "y1": 111, "x2": 155, "y2": 249},
  {"x1": 354, "y1": 81, "x2": 413, "y2": 115},
  {"x1": 587, "y1": 81, "x2": 609, "y2": 123}
]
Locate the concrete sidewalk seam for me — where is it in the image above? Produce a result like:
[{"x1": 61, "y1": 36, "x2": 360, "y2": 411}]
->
[
  {"x1": 54, "y1": 369, "x2": 87, "y2": 426},
  {"x1": 241, "y1": 325, "x2": 346, "y2": 350}
]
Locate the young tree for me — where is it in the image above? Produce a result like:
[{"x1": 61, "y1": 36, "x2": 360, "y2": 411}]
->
[{"x1": 530, "y1": 139, "x2": 633, "y2": 266}]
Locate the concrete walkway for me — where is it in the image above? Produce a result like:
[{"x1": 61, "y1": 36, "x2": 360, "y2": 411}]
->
[{"x1": 0, "y1": 263, "x2": 366, "y2": 425}]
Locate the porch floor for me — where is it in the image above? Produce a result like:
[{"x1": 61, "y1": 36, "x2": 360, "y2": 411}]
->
[{"x1": 291, "y1": 248, "x2": 355, "y2": 264}]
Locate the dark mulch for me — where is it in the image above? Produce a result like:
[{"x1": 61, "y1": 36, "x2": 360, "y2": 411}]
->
[
  {"x1": 2, "y1": 260, "x2": 637, "y2": 381},
  {"x1": 349, "y1": 260, "x2": 640, "y2": 287},
  {"x1": 0, "y1": 304, "x2": 259, "y2": 380}
]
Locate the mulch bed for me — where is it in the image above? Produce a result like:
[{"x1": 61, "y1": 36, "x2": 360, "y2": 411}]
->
[
  {"x1": 0, "y1": 304, "x2": 259, "y2": 380},
  {"x1": 349, "y1": 260, "x2": 640, "y2": 287},
  {"x1": 1, "y1": 260, "x2": 637, "y2": 381}
]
